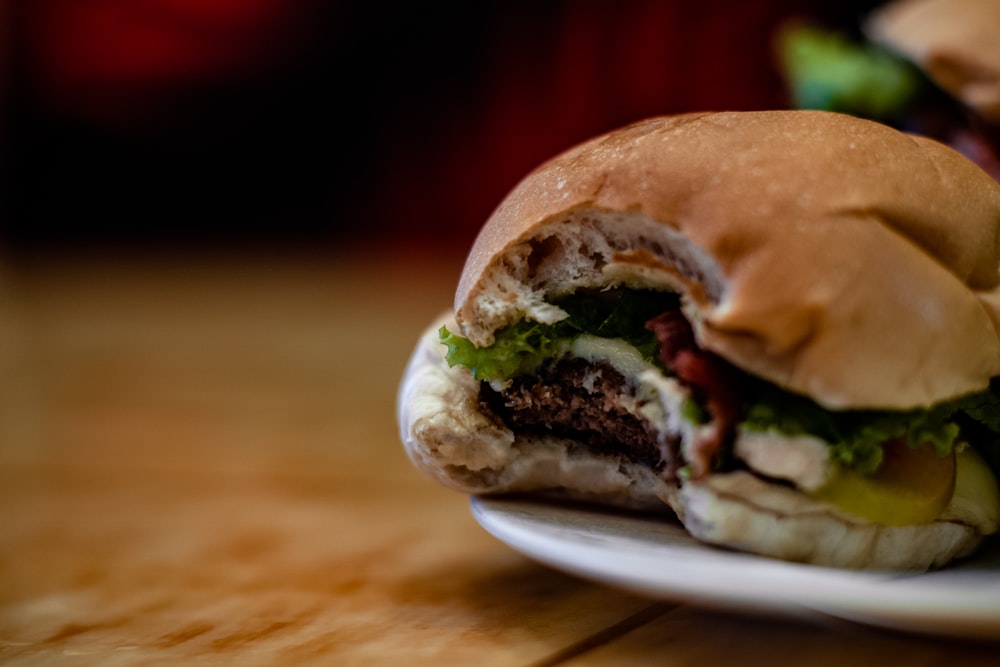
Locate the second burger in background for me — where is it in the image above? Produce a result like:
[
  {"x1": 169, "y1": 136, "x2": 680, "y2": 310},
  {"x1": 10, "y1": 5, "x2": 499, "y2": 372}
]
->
[{"x1": 778, "y1": 0, "x2": 1000, "y2": 180}]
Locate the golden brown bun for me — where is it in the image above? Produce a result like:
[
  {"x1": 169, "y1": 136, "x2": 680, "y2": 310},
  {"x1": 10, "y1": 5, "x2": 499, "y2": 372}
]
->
[
  {"x1": 866, "y1": 0, "x2": 1000, "y2": 122},
  {"x1": 455, "y1": 111, "x2": 1000, "y2": 409}
]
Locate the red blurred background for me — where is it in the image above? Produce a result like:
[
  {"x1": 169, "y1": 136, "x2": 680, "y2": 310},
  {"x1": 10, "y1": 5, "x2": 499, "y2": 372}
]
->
[{"x1": 4, "y1": 0, "x2": 881, "y2": 253}]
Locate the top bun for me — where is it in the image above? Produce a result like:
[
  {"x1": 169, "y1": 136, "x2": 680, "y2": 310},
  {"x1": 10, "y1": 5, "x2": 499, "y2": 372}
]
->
[
  {"x1": 455, "y1": 111, "x2": 1000, "y2": 410},
  {"x1": 866, "y1": 0, "x2": 1000, "y2": 122}
]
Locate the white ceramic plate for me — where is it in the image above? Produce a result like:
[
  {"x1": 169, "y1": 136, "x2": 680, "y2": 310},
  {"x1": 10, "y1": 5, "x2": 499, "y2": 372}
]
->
[{"x1": 471, "y1": 496, "x2": 1000, "y2": 640}]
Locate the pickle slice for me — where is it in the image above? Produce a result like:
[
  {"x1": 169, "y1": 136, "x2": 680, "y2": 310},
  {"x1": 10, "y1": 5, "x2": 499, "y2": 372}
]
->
[{"x1": 812, "y1": 438, "x2": 956, "y2": 526}]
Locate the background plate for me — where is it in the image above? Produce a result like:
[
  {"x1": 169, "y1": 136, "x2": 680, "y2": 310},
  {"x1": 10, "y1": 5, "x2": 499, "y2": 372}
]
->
[{"x1": 471, "y1": 496, "x2": 1000, "y2": 640}]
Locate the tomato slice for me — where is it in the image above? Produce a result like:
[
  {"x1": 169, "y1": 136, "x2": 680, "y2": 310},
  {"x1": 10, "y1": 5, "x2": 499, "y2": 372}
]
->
[{"x1": 811, "y1": 438, "x2": 956, "y2": 526}]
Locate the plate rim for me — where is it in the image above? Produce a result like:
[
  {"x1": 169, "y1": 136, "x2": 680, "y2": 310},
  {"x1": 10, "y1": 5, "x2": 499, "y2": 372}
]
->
[{"x1": 470, "y1": 495, "x2": 1000, "y2": 640}]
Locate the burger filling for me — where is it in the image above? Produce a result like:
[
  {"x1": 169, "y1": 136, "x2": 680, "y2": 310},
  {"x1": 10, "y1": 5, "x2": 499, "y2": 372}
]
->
[{"x1": 440, "y1": 288, "x2": 1000, "y2": 521}]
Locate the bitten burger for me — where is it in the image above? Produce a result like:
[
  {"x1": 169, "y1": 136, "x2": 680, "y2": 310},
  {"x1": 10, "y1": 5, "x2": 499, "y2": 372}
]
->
[{"x1": 398, "y1": 110, "x2": 1000, "y2": 571}]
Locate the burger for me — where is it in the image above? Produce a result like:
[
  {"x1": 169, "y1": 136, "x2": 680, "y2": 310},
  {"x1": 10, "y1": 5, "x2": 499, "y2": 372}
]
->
[{"x1": 398, "y1": 110, "x2": 1000, "y2": 571}]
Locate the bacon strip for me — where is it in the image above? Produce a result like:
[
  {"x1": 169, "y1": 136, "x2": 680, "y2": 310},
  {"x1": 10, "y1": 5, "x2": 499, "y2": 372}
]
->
[{"x1": 646, "y1": 311, "x2": 744, "y2": 478}]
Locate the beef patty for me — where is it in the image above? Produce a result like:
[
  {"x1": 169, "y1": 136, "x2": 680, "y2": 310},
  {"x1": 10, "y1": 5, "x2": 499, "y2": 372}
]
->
[{"x1": 479, "y1": 357, "x2": 674, "y2": 472}]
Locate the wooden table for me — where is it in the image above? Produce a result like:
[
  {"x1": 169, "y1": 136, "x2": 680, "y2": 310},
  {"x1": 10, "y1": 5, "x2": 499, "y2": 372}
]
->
[{"x1": 0, "y1": 245, "x2": 997, "y2": 665}]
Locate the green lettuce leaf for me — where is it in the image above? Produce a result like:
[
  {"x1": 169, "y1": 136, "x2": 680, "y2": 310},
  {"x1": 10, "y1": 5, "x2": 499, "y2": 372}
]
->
[
  {"x1": 954, "y1": 379, "x2": 1000, "y2": 432},
  {"x1": 439, "y1": 320, "x2": 567, "y2": 382},
  {"x1": 553, "y1": 288, "x2": 672, "y2": 361},
  {"x1": 743, "y1": 379, "x2": 993, "y2": 475},
  {"x1": 439, "y1": 289, "x2": 674, "y2": 382}
]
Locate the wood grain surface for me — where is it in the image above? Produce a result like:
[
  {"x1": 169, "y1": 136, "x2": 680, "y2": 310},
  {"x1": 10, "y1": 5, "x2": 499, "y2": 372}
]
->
[{"x1": 0, "y1": 247, "x2": 997, "y2": 665}]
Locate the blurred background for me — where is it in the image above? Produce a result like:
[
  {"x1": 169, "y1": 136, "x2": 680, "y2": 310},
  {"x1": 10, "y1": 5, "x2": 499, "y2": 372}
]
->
[
  {"x1": 7, "y1": 4, "x2": 1000, "y2": 660},
  {"x1": 3, "y1": 0, "x2": 889, "y2": 255}
]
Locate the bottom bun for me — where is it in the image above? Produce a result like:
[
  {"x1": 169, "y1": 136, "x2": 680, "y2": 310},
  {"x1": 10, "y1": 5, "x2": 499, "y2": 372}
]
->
[{"x1": 682, "y1": 472, "x2": 983, "y2": 570}]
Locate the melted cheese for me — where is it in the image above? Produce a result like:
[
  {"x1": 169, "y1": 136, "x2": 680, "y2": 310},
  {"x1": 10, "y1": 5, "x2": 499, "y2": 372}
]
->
[{"x1": 568, "y1": 335, "x2": 654, "y2": 379}]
